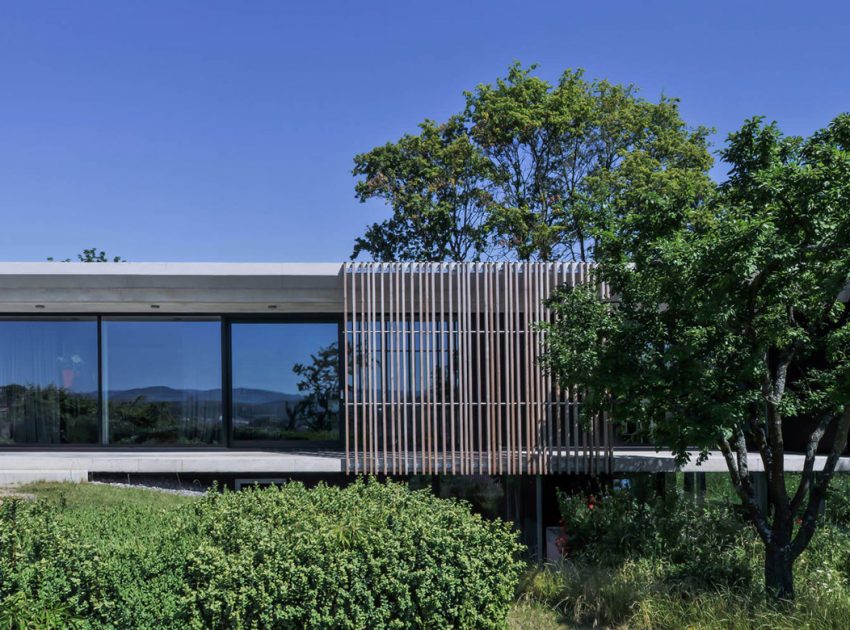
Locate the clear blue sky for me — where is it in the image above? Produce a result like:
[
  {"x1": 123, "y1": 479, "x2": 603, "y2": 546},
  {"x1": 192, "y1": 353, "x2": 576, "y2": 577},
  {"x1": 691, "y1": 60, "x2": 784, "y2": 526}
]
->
[{"x1": 1, "y1": 1, "x2": 848, "y2": 263}]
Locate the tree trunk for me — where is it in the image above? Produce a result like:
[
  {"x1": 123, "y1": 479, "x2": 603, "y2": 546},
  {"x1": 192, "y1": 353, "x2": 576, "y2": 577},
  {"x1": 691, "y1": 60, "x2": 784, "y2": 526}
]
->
[{"x1": 764, "y1": 541, "x2": 795, "y2": 602}]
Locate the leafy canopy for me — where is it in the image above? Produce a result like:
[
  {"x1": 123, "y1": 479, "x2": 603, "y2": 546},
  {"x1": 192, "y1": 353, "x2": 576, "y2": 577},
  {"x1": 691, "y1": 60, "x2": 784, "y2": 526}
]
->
[
  {"x1": 542, "y1": 114, "x2": 850, "y2": 599},
  {"x1": 352, "y1": 63, "x2": 712, "y2": 262}
]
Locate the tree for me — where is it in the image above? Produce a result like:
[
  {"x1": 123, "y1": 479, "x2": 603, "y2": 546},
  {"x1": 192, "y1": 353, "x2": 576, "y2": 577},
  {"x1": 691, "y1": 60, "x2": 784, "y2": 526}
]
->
[
  {"x1": 48, "y1": 248, "x2": 124, "y2": 262},
  {"x1": 352, "y1": 63, "x2": 712, "y2": 263},
  {"x1": 352, "y1": 117, "x2": 493, "y2": 261},
  {"x1": 465, "y1": 63, "x2": 712, "y2": 261},
  {"x1": 293, "y1": 342, "x2": 340, "y2": 433},
  {"x1": 541, "y1": 115, "x2": 850, "y2": 601}
]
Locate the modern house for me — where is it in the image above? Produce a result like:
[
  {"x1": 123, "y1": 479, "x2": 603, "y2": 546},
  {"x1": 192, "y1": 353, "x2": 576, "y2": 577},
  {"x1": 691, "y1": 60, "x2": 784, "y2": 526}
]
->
[
  {"x1": 0, "y1": 261, "x2": 846, "y2": 485},
  {"x1": 0, "y1": 262, "x2": 617, "y2": 477}
]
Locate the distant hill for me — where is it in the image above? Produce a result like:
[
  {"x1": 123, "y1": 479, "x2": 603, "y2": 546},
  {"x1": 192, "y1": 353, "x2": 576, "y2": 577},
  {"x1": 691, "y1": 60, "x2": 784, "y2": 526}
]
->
[{"x1": 105, "y1": 386, "x2": 302, "y2": 404}]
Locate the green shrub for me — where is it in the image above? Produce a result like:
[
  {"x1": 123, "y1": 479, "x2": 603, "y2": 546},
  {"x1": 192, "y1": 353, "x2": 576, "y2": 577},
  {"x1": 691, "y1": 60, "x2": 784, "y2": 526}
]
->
[
  {"x1": 0, "y1": 493, "x2": 192, "y2": 629},
  {"x1": 180, "y1": 479, "x2": 525, "y2": 629},
  {"x1": 1, "y1": 480, "x2": 524, "y2": 629},
  {"x1": 556, "y1": 487, "x2": 755, "y2": 589}
]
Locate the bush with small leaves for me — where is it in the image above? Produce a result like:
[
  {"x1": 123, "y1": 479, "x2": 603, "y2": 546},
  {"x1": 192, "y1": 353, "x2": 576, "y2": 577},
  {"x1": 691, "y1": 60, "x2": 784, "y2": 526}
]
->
[{"x1": 179, "y1": 479, "x2": 525, "y2": 629}]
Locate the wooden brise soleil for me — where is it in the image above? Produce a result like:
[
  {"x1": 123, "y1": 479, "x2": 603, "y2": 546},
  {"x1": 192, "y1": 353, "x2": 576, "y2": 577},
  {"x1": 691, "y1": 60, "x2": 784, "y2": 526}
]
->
[{"x1": 343, "y1": 262, "x2": 612, "y2": 476}]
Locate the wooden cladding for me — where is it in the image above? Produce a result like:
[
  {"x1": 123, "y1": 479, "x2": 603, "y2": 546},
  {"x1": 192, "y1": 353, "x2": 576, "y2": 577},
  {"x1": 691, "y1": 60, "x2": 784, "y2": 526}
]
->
[{"x1": 343, "y1": 262, "x2": 612, "y2": 476}]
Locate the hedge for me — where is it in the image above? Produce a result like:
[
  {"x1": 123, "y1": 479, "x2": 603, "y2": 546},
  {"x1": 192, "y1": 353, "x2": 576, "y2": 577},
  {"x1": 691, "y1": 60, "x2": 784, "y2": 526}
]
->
[{"x1": 0, "y1": 479, "x2": 524, "y2": 629}]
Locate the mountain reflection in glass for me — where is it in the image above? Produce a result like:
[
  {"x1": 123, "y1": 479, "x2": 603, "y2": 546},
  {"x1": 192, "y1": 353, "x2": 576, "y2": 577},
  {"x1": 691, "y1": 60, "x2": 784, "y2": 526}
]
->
[
  {"x1": 102, "y1": 319, "x2": 223, "y2": 445},
  {"x1": 0, "y1": 319, "x2": 99, "y2": 444},
  {"x1": 231, "y1": 322, "x2": 339, "y2": 443}
]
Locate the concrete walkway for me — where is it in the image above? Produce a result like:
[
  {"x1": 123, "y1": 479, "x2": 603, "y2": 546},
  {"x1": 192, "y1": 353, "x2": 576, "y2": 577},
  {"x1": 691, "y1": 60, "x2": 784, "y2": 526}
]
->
[
  {"x1": 0, "y1": 450, "x2": 344, "y2": 484},
  {"x1": 0, "y1": 449, "x2": 848, "y2": 485},
  {"x1": 610, "y1": 449, "x2": 850, "y2": 473}
]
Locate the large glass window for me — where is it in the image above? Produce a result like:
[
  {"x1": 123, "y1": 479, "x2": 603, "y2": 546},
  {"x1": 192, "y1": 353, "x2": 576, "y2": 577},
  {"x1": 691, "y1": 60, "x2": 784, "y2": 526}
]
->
[
  {"x1": 0, "y1": 318, "x2": 99, "y2": 444},
  {"x1": 231, "y1": 322, "x2": 340, "y2": 444},
  {"x1": 102, "y1": 319, "x2": 222, "y2": 445}
]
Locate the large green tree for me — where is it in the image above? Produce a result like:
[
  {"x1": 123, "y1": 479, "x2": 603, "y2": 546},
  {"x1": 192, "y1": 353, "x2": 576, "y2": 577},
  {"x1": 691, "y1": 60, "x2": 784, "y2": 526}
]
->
[
  {"x1": 465, "y1": 63, "x2": 712, "y2": 261},
  {"x1": 352, "y1": 117, "x2": 493, "y2": 261},
  {"x1": 542, "y1": 115, "x2": 850, "y2": 601},
  {"x1": 353, "y1": 63, "x2": 712, "y2": 262}
]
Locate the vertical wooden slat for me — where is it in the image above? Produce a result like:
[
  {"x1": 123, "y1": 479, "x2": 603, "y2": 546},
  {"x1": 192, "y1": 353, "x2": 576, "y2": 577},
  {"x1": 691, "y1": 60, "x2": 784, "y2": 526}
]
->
[
  {"x1": 379, "y1": 265, "x2": 387, "y2": 474},
  {"x1": 359, "y1": 264, "x2": 368, "y2": 473},
  {"x1": 463, "y1": 265, "x2": 475, "y2": 474},
  {"x1": 447, "y1": 264, "x2": 455, "y2": 473},
  {"x1": 543, "y1": 263, "x2": 557, "y2": 474},
  {"x1": 366, "y1": 263, "x2": 378, "y2": 474},
  {"x1": 493, "y1": 264, "x2": 500, "y2": 475},
  {"x1": 474, "y1": 264, "x2": 482, "y2": 473},
  {"x1": 413, "y1": 264, "x2": 420, "y2": 474},
  {"x1": 538, "y1": 262, "x2": 546, "y2": 473},
  {"x1": 402, "y1": 263, "x2": 409, "y2": 475},
  {"x1": 422, "y1": 263, "x2": 430, "y2": 474},
  {"x1": 522, "y1": 262, "x2": 535, "y2": 474},
  {"x1": 388, "y1": 264, "x2": 396, "y2": 475},
  {"x1": 430, "y1": 263, "x2": 438, "y2": 474},
  {"x1": 504, "y1": 263, "x2": 513, "y2": 475},
  {"x1": 345, "y1": 263, "x2": 353, "y2": 474},
  {"x1": 342, "y1": 261, "x2": 611, "y2": 478},
  {"x1": 560, "y1": 263, "x2": 568, "y2": 474},
  {"x1": 484, "y1": 263, "x2": 493, "y2": 475},
  {"x1": 459, "y1": 264, "x2": 467, "y2": 473}
]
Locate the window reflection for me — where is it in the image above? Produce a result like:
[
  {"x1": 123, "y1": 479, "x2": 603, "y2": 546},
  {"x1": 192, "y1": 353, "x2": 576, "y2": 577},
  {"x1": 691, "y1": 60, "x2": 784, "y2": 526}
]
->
[
  {"x1": 231, "y1": 322, "x2": 340, "y2": 443},
  {"x1": 102, "y1": 319, "x2": 222, "y2": 445},
  {"x1": 0, "y1": 319, "x2": 99, "y2": 444}
]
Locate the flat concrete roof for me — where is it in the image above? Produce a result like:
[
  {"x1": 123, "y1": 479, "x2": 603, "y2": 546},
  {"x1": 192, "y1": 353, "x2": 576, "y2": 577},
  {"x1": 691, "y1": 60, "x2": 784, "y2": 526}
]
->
[{"x1": 0, "y1": 262, "x2": 345, "y2": 314}]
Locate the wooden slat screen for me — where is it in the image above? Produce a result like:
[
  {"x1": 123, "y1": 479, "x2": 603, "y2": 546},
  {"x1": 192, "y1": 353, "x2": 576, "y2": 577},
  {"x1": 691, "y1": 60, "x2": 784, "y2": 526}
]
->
[{"x1": 343, "y1": 262, "x2": 612, "y2": 475}]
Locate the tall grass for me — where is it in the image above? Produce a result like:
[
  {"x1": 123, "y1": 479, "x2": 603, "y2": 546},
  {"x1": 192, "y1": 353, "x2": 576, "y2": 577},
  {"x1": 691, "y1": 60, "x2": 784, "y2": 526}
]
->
[{"x1": 514, "y1": 474, "x2": 850, "y2": 629}]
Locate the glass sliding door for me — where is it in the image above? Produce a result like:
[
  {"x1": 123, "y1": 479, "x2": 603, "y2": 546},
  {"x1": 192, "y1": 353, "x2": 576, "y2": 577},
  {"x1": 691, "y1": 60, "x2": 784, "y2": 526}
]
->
[
  {"x1": 102, "y1": 318, "x2": 222, "y2": 445},
  {"x1": 0, "y1": 318, "x2": 99, "y2": 444},
  {"x1": 230, "y1": 321, "x2": 340, "y2": 445}
]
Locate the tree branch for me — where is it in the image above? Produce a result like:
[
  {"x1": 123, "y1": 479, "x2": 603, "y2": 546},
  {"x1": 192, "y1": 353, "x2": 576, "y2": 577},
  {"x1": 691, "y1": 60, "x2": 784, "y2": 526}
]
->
[
  {"x1": 791, "y1": 406, "x2": 850, "y2": 559},
  {"x1": 719, "y1": 431, "x2": 772, "y2": 543}
]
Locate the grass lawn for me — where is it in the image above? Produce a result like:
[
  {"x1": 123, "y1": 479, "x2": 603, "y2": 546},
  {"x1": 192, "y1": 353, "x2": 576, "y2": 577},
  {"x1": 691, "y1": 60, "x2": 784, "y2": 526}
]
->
[{"x1": 20, "y1": 481, "x2": 194, "y2": 511}]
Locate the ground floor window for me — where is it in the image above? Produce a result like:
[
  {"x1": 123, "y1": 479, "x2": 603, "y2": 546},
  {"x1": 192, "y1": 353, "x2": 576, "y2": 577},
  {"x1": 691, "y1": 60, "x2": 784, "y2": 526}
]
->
[
  {"x1": 230, "y1": 321, "x2": 339, "y2": 444},
  {"x1": 0, "y1": 318, "x2": 99, "y2": 444},
  {"x1": 102, "y1": 318, "x2": 223, "y2": 445},
  {"x1": 0, "y1": 316, "x2": 341, "y2": 447}
]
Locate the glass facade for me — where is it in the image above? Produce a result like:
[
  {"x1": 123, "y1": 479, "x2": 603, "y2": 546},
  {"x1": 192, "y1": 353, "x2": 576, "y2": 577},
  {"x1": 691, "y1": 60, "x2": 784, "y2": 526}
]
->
[
  {"x1": 0, "y1": 316, "x2": 341, "y2": 447},
  {"x1": 0, "y1": 318, "x2": 99, "y2": 444},
  {"x1": 231, "y1": 322, "x2": 340, "y2": 443},
  {"x1": 102, "y1": 319, "x2": 223, "y2": 445}
]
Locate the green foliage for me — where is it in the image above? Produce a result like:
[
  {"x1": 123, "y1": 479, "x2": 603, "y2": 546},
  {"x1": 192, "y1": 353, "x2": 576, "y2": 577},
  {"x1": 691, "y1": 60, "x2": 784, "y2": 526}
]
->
[
  {"x1": 465, "y1": 63, "x2": 713, "y2": 261},
  {"x1": 516, "y1": 477, "x2": 850, "y2": 628},
  {"x1": 542, "y1": 114, "x2": 850, "y2": 598},
  {"x1": 0, "y1": 480, "x2": 523, "y2": 629},
  {"x1": 180, "y1": 479, "x2": 524, "y2": 629},
  {"x1": 353, "y1": 63, "x2": 712, "y2": 262},
  {"x1": 0, "y1": 384, "x2": 98, "y2": 444},
  {"x1": 292, "y1": 341, "x2": 340, "y2": 433},
  {"x1": 555, "y1": 489, "x2": 754, "y2": 590},
  {"x1": 47, "y1": 249, "x2": 124, "y2": 263},
  {"x1": 353, "y1": 116, "x2": 493, "y2": 261}
]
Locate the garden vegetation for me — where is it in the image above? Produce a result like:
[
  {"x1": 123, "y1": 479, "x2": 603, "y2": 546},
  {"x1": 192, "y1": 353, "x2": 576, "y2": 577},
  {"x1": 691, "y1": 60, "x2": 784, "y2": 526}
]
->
[
  {"x1": 0, "y1": 480, "x2": 523, "y2": 629},
  {"x1": 514, "y1": 475, "x2": 850, "y2": 629}
]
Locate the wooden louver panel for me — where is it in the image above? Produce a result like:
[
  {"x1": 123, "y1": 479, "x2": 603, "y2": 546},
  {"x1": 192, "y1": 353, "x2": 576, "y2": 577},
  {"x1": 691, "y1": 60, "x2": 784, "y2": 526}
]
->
[{"x1": 343, "y1": 262, "x2": 612, "y2": 475}]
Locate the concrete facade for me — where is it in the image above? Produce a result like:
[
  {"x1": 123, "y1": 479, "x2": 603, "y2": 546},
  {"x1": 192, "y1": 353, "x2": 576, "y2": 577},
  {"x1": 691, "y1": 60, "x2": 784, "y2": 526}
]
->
[{"x1": 0, "y1": 262, "x2": 345, "y2": 313}]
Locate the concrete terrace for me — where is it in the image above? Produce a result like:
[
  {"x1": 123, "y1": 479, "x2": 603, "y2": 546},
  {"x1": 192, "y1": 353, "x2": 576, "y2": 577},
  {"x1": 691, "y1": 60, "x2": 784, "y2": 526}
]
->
[{"x1": 1, "y1": 449, "x2": 849, "y2": 485}]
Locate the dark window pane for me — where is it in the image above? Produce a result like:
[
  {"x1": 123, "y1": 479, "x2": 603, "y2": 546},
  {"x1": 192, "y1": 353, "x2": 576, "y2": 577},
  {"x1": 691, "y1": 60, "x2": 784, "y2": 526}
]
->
[
  {"x1": 103, "y1": 319, "x2": 222, "y2": 445},
  {"x1": 231, "y1": 322, "x2": 339, "y2": 443},
  {"x1": 0, "y1": 319, "x2": 98, "y2": 444}
]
